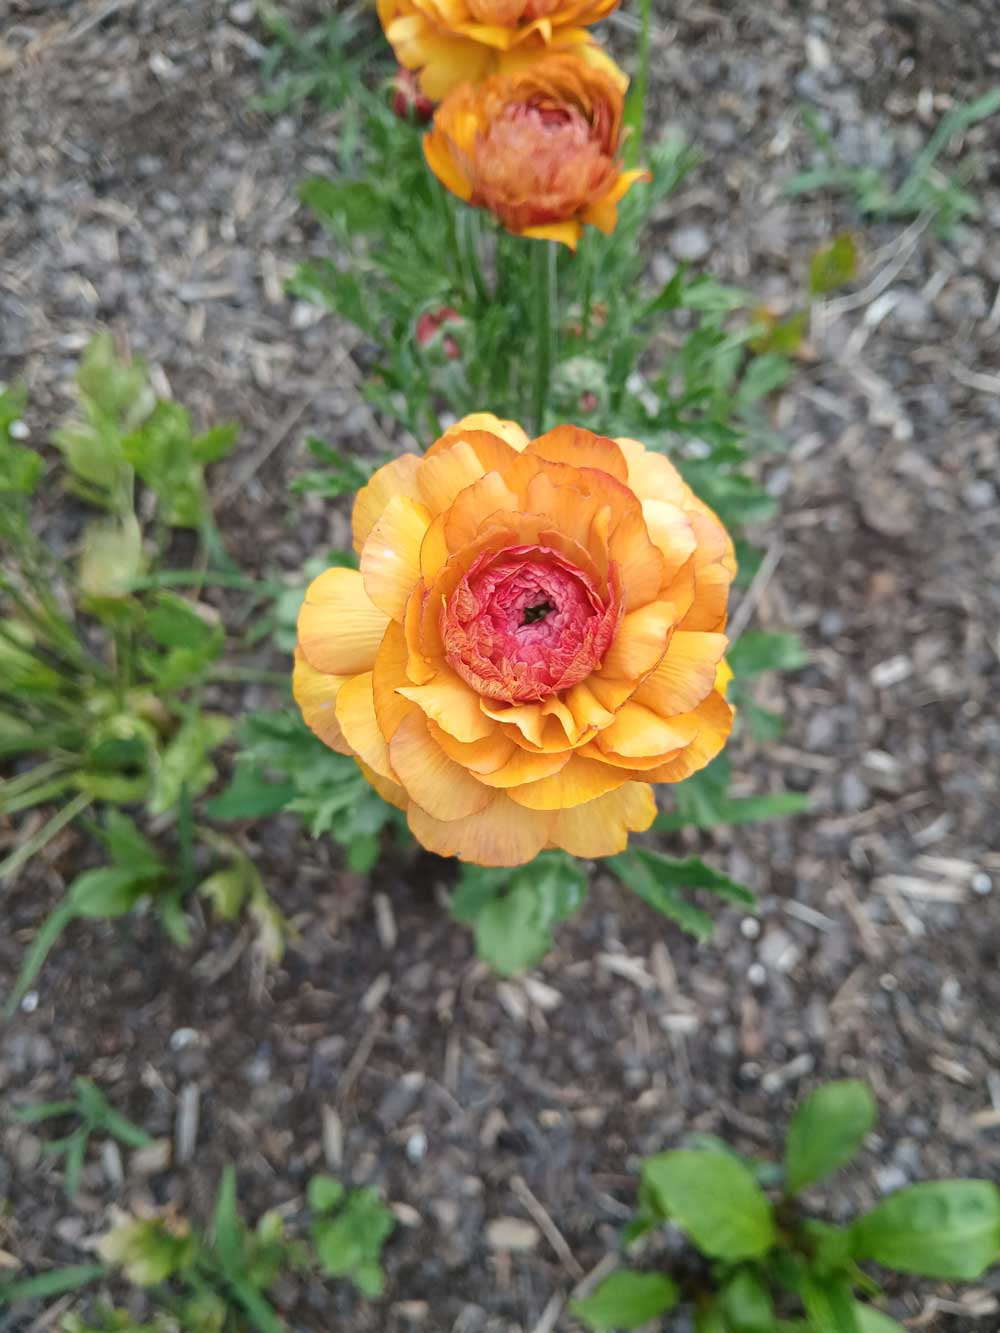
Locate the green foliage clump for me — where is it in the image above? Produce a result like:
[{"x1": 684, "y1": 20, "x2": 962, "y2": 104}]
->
[
  {"x1": 0, "y1": 1166, "x2": 396, "y2": 1330},
  {"x1": 572, "y1": 1081, "x2": 1000, "y2": 1331}
]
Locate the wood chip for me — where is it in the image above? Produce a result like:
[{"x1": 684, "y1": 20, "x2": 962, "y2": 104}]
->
[{"x1": 485, "y1": 1217, "x2": 540, "y2": 1251}]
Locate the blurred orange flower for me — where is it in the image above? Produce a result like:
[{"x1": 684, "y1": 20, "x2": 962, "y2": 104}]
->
[
  {"x1": 294, "y1": 414, "x2": 736, "y2": 868},
  {"x1": 377, "y1": 0, "x2": 626, "y2": 101},
  {"x1": 423, "y1": 56, "x2": 650, "y2": 250}
]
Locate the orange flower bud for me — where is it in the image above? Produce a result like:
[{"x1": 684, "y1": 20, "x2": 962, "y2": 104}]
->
[
  {"x1": 294, "y1": 416, "x2": 737, "y2": 867},
  {"x1": 424, "y1": 55, "x2": 650, "y2": 250}
]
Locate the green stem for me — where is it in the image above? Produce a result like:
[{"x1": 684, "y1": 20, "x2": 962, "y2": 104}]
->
[
  {"x1": 626, "y1": 0, "x2": 652, "y2": 166},
  {"x1": 580, "y1": 236, "x2": 595, "y2": 345},
  {"x1": 0, "y1": 791, "x2": 92, "y2": 886},
  {"x1": 461, "y1": 209, "x2": 489, "y2": 308},
  {"x1": 531, "y1": 241, "x2": 558, "y2": 435}
]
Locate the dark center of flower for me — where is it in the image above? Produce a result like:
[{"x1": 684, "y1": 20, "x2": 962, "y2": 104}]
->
[{"x1": 523, "y1": 600, "x2": 553, "y2": 625}]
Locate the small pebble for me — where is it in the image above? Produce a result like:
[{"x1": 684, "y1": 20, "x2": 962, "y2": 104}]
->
[
  {"x1": 972, "y1": 872, "x2": 992, "y2": 896},
  {"x1": 21, "y1": 991, "x2": 39, "y2": 1013},
  {"x1": 748, "y1": 962, "x2": 767, "y2": 987},
  {"x1": 406, "y1": 1130, "x2": 428, "y2": 1164},
  {"x1": 740, "y1": 917, "x2": 761, "y2": 939},
  {"x1": 670, "y1": 224, "x2": 711, "y2": 263}
]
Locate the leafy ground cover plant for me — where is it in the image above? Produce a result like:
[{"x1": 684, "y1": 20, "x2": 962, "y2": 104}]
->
[
  {"x1": 0, "y1": 340, "x2": 285, "y2": 1015},
  {"x1": 785, "y1": 87, "x2": 1000, "y2": 236},
  {"x1": 0, "y1": 1165, "x2": 396, "y2": 1329},
  {"x1": 571, "y1": 1080, "x2": 1000, "y2": 1331},
  {"x1": 6, "y1": 1077, "x2": 151, "y2": 1198}
]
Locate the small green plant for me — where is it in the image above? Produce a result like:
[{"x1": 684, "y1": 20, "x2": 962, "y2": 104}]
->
[
  {"x1": 1, "y1": 341, "x2": 236, "y2": 860},
  {"x1": 0, "y1": 1167, "x2": 397, "y2": 1329},
  {"x1": 0, "y1": 345, "x2": 290, "y2": 1017},
  {"x1": 307, "y1": 1174, "x2": 396, "y2": 1297},
  {"x1": 3, "y1": 808, "x2": 286, "y2": 1019},
  {"x1": 7, "y1": 1077, "x2": 151, "y2": 1198},
  {"x1": 571, "y1": 1080, "x2": 1000, "y2": 1331},
  {"x1": 207, "y1": 710, "x2": 410, "y2": 873},
  {"x1": 785, "y1": 88, "x2": 1000, "y2": 235}
]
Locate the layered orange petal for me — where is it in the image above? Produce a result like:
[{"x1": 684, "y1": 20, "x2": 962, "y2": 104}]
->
[
  {"x1": 352, "y1": 454, "x2": 422, "y2": 554},
  {"x1": 297, "y1": 568, "x2": 389, "y2": 676},
  {"x1": 360, "y1": 495, "x2": 431, "y2": 621},
  {"x1": 409, "y1": 792, "x2": 552, "y2": 866},
  {"x1": 548, "y1": 782, "x2": 656, "y2": 858},
  {"x1": 388, "y1": 710, "x2": 493, "y2": 820},
  {"x1": 292, "y1": 649, "x2": 352, "y2": 755}
]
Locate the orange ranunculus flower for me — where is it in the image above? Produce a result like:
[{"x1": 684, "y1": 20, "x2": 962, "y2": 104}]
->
[
  {"x1": 377, "y1": 0, "x2": 626, "y2": 102},
  {"x1": 293, "y1": 414, "x2": 737, "y2": 868},
  {"x1": 423, "y1": 55, "x2": 650, "y2": 250}
]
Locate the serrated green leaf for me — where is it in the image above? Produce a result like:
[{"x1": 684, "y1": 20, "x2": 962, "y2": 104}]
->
[
  {"x1": 851, "y1": 1180, "x2": 1000, "y2": 1279},
  {"x1": 642, "y1": 1151, "x2": 776, "y2": 1261},
  {"x1": 785, "y1": 1081, "x2": 876, "y2": 1195},
  {"x1": 474, "y1": 882, "x2": 552, "y2": 976},
  {"x1": 570, "y1": 1271, "x2": 679, "y2": 1330}
]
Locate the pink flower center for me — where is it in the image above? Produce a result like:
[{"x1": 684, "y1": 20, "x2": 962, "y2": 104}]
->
[{"x1": 443, "y1": 544, "x2": 620, "y2": 703}]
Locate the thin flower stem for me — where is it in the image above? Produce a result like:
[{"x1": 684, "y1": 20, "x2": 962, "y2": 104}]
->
[
  {"x1": 531, "y1": 241, "x2": 558, "y2": 435},
  {"x1": 461, "y1": 209, "x2": 489, "y2": 308},
  {"x1": 626, "y1": 0, "x2": 652, "y2": 166}
]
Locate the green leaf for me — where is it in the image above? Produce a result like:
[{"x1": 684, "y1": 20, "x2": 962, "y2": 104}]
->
[
  {"x1": 610, "y1": 849, "x2": 755, "y2": 939},
  {"x1": 144, "y1": 594, "x2": 220, "y2": 651},
  {"x1": 458, "y1": 852, "x2": 587, "y2": 975},
  {"x1": 148, "y1": 713, "x2": 231, "y2": 816},
  {"x1": 728, "y1": 632, "x2": 809, "y2": 678},
  {"x1": 655, "y1": 757, "x2": 809, "y2": 833},
  {"x1": 719, "y1": 1268, "x2": 775, "y2": 1332},
  {"x1": 474, "y1": 882, "x2": 552, "y2": 976},
  {"x1": 191, "y1": 422, "x2": 239, "y2": 464},
  {"x1": 67, "y1": 866, "x2": 148, "y2": 919},
  {"x1": 308, "y1": 1174, "x2": 346, "y2": 1215},
  {"x1": 801, "y1": 1273, "x2": 860, "y2": 1333},
  {"x1": 641, "y1": 1151, "x2": 777, "y2": 1260},
  {"x1": 570, "y1": 1271, "x2": 679, "y2": 1330},
  {"x1": 212, "y1": 1165, "x2": 246, "y2": 1273},
  {"x1": 102, "y1": 811, "x2": 164, "y2": 882},
  {"x1": 205, "y1": 765, "x2": 296, "y2": 821},
  {"x1": 852, "y1": 1306, "x2": 905, "y2": 1333},
  {"x1": 79, "y1": 516, "x2": 145, "y2": 600},
  {"x1": 311, "y1": 1188, "x2": 395, "y2": 1282},
  {"x1": 785, "y1": 1081, "x2": 876, "y2": 1195},
  {"x1": 0, "y1": 1262, "x2": 106, "y2": 1306},
  {"x1": 851, "y1": 1180, "x2": 1000, "y2": 1279},
  {"x1": 198, "y1": 868, "x2": 249, "y2": 921},
  {"x1": 299, "y1": 176, "x2": 384, "y2": 233},
  {"x1": 809, "y1": 233, "x2": 859, "y2": 295}
]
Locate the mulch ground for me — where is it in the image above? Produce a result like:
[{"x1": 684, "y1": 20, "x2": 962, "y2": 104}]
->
[{"x1": 2, "y1": 1, "x2": 1000, "y2": 1329}]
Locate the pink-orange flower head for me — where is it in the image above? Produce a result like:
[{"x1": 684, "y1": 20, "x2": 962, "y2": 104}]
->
[
  {"x1": 377, "y1": 0, "x2": 626, "y2": 101},
  {"x1": 293, "y1": 415, "x2": 737, "y2": 868},
  {"x1": 423, "y1": 56, "x2": 650, "y2": 250}
]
